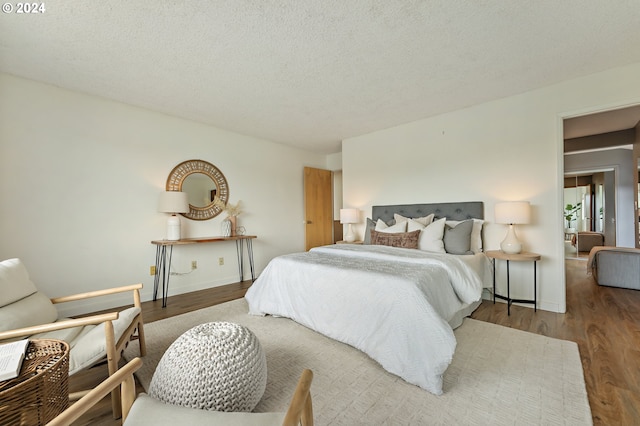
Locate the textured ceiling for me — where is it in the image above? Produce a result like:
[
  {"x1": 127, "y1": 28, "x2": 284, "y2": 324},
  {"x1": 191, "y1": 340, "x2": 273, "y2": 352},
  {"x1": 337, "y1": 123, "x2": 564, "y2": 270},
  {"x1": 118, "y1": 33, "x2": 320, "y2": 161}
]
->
[{"x1": 1, "y1": 1, "x2": 640, "y2": 154}]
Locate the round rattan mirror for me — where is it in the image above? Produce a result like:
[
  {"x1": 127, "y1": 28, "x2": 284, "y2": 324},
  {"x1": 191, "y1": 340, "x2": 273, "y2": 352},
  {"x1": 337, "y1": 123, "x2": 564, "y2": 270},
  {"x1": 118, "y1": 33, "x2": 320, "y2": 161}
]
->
[{"x1": 166, "y1": 159, "x2": 229, "y2": 220}]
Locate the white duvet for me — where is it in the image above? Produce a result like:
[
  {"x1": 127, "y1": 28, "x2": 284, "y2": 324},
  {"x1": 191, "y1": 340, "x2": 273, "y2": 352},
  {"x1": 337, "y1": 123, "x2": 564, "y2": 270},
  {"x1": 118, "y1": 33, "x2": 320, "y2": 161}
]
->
[{"x1": 245, "y1": 244, "x2": 491, "y2": 395}]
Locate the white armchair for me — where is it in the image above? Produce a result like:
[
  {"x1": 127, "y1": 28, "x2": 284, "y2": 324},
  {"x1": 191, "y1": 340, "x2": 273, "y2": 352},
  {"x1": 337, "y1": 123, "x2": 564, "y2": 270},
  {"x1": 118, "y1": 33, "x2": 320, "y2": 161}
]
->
[
  {"x1": 0, "y1": 258, "x2": 146, "y2": 419},
  {"x1": 47, "y1": 358, "x2": 314, "y2": 426}
]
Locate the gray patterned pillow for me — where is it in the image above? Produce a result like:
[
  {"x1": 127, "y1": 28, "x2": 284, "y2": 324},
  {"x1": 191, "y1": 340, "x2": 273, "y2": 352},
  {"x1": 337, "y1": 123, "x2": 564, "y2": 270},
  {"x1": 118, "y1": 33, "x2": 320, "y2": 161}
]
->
[{"x1": 370, "y1": 230, "x2": 421, "y2": 249}]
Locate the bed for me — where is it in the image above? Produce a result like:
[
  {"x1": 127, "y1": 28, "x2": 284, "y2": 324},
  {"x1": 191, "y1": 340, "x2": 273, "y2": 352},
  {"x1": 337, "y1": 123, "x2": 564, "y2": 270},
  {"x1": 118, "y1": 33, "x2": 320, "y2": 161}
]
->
[{"x1": 245, "y1": 202, "x2": 492, "y2": 395}]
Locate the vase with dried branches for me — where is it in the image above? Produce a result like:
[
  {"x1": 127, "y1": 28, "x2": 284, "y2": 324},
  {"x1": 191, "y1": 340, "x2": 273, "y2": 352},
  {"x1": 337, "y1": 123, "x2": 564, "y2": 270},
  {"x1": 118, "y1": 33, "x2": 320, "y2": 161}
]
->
[{"x1": 214, "y1": 198, "x2": 243, "y2": 236}]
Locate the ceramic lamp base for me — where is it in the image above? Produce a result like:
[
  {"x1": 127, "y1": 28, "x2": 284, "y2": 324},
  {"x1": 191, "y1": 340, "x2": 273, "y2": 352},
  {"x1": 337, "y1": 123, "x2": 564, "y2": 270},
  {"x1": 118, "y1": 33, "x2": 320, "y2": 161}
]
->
[
  {"x1": 166, "y1": 214, "x2": 181, "y2": 241},
  {"x1": 500, "y1": 224, "x2": 522, "y2": 254},
  {"x1": 344, "y1": 224, "x2": 356, "y2": 242}
]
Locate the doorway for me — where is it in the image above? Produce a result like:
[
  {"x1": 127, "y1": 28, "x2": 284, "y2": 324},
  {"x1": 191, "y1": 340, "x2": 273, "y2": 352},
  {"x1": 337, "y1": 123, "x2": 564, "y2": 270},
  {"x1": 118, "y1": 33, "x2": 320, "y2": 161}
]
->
[{"x1": 563, "y1": 105, "x2": 639, "y2": 254}]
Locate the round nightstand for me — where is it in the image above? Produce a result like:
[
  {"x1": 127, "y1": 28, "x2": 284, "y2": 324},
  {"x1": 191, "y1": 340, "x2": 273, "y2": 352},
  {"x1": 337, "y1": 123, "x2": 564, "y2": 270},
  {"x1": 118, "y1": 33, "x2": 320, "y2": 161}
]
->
[{"x1": 485, "y1": 250, "x2": 541, "y2": 315}]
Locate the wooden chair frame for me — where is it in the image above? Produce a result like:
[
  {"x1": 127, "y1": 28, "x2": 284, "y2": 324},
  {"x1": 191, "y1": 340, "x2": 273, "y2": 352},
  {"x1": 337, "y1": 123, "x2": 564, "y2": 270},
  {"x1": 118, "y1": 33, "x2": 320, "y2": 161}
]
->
[
  {"x1": 0, "y1": 283, "x2": 146, "y2": 419},
  {"x1": 282, "y1": 368, "x2": 314, "y2": 426},
  {"x1": 47, "y1": 358, "x2": 313, "y2": 426}
]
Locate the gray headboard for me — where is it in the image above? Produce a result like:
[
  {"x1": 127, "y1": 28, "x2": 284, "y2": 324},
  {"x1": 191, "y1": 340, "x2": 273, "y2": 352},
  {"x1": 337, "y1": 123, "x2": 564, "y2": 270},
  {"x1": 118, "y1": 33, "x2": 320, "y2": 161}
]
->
[{"x1": 372, "y1": 201, "x2": 484, "y2": 225}]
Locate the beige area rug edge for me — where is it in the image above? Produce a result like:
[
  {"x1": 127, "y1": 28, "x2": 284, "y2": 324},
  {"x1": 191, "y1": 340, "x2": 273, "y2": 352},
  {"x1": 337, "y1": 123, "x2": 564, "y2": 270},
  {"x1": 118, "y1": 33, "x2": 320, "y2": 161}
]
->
[{"x1": 124, "y1": 299, "x2": 593, "y2": 425}]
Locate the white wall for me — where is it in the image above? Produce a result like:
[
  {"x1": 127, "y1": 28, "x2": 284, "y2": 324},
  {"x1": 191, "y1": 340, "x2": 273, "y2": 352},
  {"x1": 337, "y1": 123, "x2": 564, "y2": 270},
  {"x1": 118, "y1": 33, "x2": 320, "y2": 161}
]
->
[
  {"x1": 0, "y1": 73, "x2": 327, "y2": 316},
  {"x1": 325, "y1": 152, "x2": 342, "y2": 171},
  {"x1": 343, "y1": 62, "x2": 640, "y2": 314}
]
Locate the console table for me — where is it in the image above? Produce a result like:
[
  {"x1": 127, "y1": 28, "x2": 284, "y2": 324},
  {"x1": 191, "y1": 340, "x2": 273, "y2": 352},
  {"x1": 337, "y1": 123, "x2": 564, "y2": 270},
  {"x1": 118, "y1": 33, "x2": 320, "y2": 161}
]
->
[{"x1": 151, "y1": 235, "x2": 256, "y2": 307}]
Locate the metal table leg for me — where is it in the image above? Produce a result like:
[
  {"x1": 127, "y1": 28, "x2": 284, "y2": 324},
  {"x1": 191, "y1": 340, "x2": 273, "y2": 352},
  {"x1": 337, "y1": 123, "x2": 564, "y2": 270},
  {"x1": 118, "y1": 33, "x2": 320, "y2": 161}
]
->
[
  {"x1": 154, "y1": 245, "x2": 173, "y2": 308},
  {"x1": 506, "y1": 259, "x2": 511, "y2": 315},
  {"x1": 492, "y1": 257, "x2": 496, "y2": 304},
  {"x1": 235, "y1": 239, "x2": 244, "y2": 282},
  {"x1": 163, "y1": 245, "x2": 173, "y2": 308},
  {"x1": 246, "y1": 238, "x2": 255, "y2": 281},
  {"x1": 533, "y1": 260, "x2": 537, "y2": 312},
  {"x1": 153, "y1": 245, "x2": 162, "y2": 301}
]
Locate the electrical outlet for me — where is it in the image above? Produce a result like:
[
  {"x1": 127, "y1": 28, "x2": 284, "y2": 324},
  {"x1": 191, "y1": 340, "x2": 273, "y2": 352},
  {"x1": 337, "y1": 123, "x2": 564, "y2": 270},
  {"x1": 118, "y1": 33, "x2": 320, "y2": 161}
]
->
[
  {"x1": 218, "y1": 257, "x2": 224, "y2": 266},
  {"x1": 150, "y1": 265, "x2": 156, "y2": 276},
  {"x1": 191, "y1": 260, "x2": 197, "y2": 269}
]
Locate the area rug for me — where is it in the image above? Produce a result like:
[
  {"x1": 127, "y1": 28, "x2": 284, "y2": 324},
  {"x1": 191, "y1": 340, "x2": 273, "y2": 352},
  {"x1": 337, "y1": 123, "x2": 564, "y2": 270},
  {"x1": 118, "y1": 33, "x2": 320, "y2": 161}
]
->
[{"x1": 123, "y1": 298, "x2": 592, "y2": 425}]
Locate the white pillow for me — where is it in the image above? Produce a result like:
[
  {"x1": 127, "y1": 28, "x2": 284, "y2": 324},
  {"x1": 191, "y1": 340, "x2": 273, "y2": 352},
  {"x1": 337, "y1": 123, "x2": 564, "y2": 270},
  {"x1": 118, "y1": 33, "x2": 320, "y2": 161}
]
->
[
  {"x1": 0, "y1": 292, "x2": 58, "y2": 333},
  {"x1": 445, "y1": 219, "x2": 484, "y2": 253},
  {"x1": 375, "y1": 219, "x2": 407, "y2": 233},
  {"x1": 418, "y1": 218, "x2": 446, "y2": 253},
  {"x1": 65, "y1": 306, "x2": 142, "y2": 374},
  {"x1": 394, "y1": 213, "x2": 434, "y2": 227},
  {"x1": 0, "y1": 258, "x2": 39, "y2": 307},
  {"x1": 406, "y1": 218, "x2": 426, "y2": 232}
]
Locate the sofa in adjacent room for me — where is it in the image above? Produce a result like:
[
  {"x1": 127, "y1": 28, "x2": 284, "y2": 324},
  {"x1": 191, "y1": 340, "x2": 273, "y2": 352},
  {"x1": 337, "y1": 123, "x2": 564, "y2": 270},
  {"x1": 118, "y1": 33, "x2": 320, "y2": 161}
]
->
[{"x1": 588, "y1": 247, "x2": 640, "y2": 290}]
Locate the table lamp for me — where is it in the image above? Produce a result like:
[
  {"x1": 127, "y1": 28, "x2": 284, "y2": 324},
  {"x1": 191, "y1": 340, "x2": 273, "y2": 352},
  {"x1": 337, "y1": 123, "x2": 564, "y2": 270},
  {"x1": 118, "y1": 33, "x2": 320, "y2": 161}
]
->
[
  {"x1": 158, "y1": 191, "x2": 189, "y2": 241},
  {"x1": 340, "y1": 208, "x2": 359, "y2": 242},
  {"x1": 495, "y1": 201, "x2": 530, "y2": 254}
]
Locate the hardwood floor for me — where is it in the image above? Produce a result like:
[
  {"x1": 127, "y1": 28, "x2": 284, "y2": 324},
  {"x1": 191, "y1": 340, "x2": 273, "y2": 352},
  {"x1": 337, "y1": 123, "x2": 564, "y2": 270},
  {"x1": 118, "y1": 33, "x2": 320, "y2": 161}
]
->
[
  {"x1": 69, "y1": 261, "x2": 639, "y2": 425},
  {"x1": 473, "y1": 258, "x2": 640, "y2": 425}
]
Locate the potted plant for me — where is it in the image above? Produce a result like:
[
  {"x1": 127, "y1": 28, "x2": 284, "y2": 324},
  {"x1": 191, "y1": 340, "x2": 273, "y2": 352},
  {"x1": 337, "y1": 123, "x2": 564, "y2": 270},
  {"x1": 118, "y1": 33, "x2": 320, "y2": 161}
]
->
[{"x1": 564, "y1": 203, "x2": 581, "y2": 233}]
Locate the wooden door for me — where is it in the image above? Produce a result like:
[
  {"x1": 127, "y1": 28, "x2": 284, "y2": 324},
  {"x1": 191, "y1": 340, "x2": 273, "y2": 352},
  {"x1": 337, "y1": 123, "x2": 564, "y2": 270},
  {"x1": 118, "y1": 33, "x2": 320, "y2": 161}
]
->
[{"x1": 304, "y1": 167, "x2": 333, "y2": 250}]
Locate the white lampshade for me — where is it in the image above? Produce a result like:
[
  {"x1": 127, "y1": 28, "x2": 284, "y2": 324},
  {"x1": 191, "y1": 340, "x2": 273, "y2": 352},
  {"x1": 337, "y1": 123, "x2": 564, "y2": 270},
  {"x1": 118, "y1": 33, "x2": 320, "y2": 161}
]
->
[
  {"x1": 339, "y1": 209, "x2": 359, "y2": 224},
  {"x1": 158, "y1": 191, "x2": 189, "y2": 241},
  {"x1": 158, "y1": 191, "x2": 189, "y2": 214},
  {"x1": 495, "y1": 201, "x2": 530, "y2": 225},
  {"x1": 495, "y1": 201, "x2": 530, "y2": 254},
  {"x1": 340, "y1": 208, "x2": 359, "y2": 242}
]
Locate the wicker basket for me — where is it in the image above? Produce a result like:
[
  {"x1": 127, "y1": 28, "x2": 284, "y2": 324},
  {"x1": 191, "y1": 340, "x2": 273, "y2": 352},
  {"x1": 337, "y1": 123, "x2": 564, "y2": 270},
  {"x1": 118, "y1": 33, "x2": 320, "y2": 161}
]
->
[{"x1": 0, "y1": 339, "x2": 70, "y2": 425}]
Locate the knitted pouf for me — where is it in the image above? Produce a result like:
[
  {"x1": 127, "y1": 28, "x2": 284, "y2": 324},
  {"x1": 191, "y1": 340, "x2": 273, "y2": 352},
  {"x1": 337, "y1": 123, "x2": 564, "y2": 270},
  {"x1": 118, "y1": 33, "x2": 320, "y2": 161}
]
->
[{"x1": 148, "y1": 321, "x2": 267, "y2": 412}]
